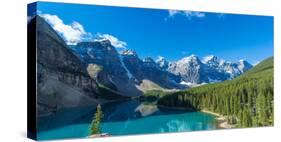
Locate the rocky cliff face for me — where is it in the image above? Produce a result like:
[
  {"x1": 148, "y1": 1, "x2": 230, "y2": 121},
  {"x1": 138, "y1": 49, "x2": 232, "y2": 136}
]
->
[
  {"x1": 156, "y1": 56, "x2": 170, "y2": 70},
  {"x1": 120, "y1": 50, "x2": 184, "y2": 90},
  {"x1": 71, "y1": 41, "x2": 142, "y2": 97},
  {"x1": 31, "y1": 16, "x2": 101, "y2": 116},
  {"x1": 202, "y1": 55, "x2": 253, "y2": 78},
  {"x1": 168, "y1": 55, "x2": 229, "y2": 84},
  {"x1": 168, "y1": 55, "x2": 253, "y2": 84}
]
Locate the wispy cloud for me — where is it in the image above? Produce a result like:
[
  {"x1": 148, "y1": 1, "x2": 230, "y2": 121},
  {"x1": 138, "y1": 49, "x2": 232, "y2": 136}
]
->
[
  {"x1": 40, "y1": 13, "x2": 92, "y2": 45},
  {"x1": 39, "y1": 13, "x2": 128, "y2": 48},
  {"x1": 168, "y1": 10, "x2": 206, "y2": 20},
  {"x1": 95, "y1": 33, "x2": 127, "y2": 49}
]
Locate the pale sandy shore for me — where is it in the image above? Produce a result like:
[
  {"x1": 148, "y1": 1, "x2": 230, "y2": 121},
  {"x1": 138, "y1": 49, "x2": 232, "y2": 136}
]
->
[
  {"x1": 88, "y1": 133, "x2": 111, "y2": 138},
  {"x1": 201, "y1": 109, "x2": 235, "y2": 129}
]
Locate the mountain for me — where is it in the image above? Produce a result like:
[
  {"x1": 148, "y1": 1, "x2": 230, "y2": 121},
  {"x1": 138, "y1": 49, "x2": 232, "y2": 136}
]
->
[
  {"x1": 166, "y1": 55, "x2": 253, "y2": 84},
  {"x1": 156, "y1": 56, "x2": 170, "y2": 70},
  {"x1": 202, "y1": 55, "x2": 253, "y2": 78},
  {"x1": 202, "y1": 55, "x2": 223, "y2": 69},
  {"x1": 70, "y1": 41, "x2": 142, "y2": 97},
  {"x1": 70, "y1": 41, "x2": 252, "y2": 90},
  {"x1": 31, "y1": 16, "x2": 101, "y2": 116},
  {"x1": 158, "y1": 57, "x2": 274, "y2": 127},
  {"x1": 120, "y1": 49, "x2": 184, "y2": 91},
  {"x1": 32, "y1": 16, "x2": 129, "y2": 116},
  {"x1": 168, "y1": 55, "x2": 230, "y2": 84}
]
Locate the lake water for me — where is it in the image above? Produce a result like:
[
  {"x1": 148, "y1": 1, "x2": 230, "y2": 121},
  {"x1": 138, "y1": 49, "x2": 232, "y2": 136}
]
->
[{"x1": 38, "y1": 100, "x2": 217, "y2": 140}]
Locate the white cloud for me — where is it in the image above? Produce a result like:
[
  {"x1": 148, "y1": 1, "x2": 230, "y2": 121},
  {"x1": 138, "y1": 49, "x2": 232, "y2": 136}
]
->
[
  {"x1": 168, "y1": 10, "x2": 205, "y2": 19},
  {"x1": 39, "y1": 13, "x2": 127, "y2": 48},
  {"x1": 40, "y1": 13, "x2": 92, "y2": 45},
  {"x1": 95, "y1": 33, "x2": 127, "y2": 49}
]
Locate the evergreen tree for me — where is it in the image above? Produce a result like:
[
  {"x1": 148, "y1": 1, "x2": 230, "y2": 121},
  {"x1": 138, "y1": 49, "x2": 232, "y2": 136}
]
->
[
  {"x1": 89, "y1": 104, "x2": 104, "y2": 135},
  {"x1": 256, "y1": 93, "x2": 268, "y2": 126}
]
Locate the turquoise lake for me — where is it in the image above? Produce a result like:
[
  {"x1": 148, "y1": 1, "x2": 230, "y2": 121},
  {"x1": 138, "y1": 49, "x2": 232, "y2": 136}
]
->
[{"x1": 38, "y1": 100, "x2": 217, "y2": 140}]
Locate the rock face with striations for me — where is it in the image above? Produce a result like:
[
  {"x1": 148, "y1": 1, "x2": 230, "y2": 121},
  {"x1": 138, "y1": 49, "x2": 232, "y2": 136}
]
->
[
  {"x1": 156, "y1": 56, "x2": 170, "y2": 70},
  {"x1": 202, "y1": 55, "x2": 253, "y2": 78},
  {"x1": 31, "y1": 16, "x2": 101, "y2": 116},
  {"x1": 120, "y1": 49, "x2": 183, "y2": 90},
  {"x1": 168, "y1": 55, "x2": 229, "y2": 84},
  {"x1": 167, "y1": 54, "x2": 253, "y2": 84},
  {"x1": 71, "y1": 41, "x2": 142, "y2": 97}
]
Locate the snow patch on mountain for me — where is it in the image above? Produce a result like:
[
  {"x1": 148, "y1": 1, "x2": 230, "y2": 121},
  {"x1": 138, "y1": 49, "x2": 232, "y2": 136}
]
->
[
  {"x1": 121, "y1": 49, "x2": 138, "y2": 56},
  {"x1": 156, "y1": 56, "x2": 170, "y2": 69},
  {"x1": 119, "y1": 54, "x2": 133, "y2": 79},
  {"x1": 180, "y1": 81, "x2": 207, "y2": 87}
]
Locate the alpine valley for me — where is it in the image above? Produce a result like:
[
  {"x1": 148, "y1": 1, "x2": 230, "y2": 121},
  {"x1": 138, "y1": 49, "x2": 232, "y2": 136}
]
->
[
  {"x1": 30, "y1": 14, "x2": 273, "y2": 140},
  {"x1": 30, "y1": 15, "x2": 256, "y2": 116}
]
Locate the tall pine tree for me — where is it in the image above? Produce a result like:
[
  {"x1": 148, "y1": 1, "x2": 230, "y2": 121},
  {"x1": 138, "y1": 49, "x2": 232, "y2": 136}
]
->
[{"x1": 89, "y1": 104, "x2": 104, "y2": 135}]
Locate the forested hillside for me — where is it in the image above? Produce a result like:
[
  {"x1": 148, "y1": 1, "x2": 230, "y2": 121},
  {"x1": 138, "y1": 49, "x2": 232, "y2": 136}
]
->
[{"x1": 158, "y1": 57, "x2": 274, "y2": 127}]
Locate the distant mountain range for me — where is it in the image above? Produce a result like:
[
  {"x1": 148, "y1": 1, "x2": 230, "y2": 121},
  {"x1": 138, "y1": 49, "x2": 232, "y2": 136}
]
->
[
  {"x1": 71, "y1": 42, "x2": 253, "y2": 89},
  {"x1": 160, "y1": 54, "x2": 253, "y2": 85},
  {"x1": 32, "y1": 15, "x2": 253, "y2": 116}
]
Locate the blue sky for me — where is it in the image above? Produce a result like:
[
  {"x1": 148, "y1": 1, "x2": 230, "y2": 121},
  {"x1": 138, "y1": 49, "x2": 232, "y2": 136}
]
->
[{"x1": 33, "y1": 2, "x2": 273, "y2": 64}]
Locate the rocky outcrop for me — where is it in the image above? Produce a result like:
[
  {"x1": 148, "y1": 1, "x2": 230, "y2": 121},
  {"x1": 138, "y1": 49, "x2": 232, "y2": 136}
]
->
[
  {"x1": 168, "y1": 55, "x2": 229, "y2": 84},
  {"x1": 202, "y1": 55, "x2": 253, "y2": 78},
  {"x1": 156, "y1": 56, "x2": 170, "y2": 70},
  {"x1": 31, "y1": 16, "x2": 100, "y2": 116},
  {"x1": 121, "y1": 50, "x2": 184, "y2": 90},
  {"x1": 71, "y1": 41, "x2": 142, "y2": 97}
]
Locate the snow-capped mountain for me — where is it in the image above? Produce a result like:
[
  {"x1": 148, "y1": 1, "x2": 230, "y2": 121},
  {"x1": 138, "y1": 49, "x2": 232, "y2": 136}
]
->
[
  {"x1": 120, "y1": 50, "x2": 184, "y2": 90},
  {"x1": 121, "y1": 49, "x2": 138, "y2": 57},
  {"x1": 69, "y1": 39, "x2": 252, "y2": 90},
  {"x1": 70, "y1": 41, "x2": 142, "y2": 97},
  {"x1": 202, "y1": 55, "x2": 253, "y2": 78},
  {"x1": 156, "y1": 56, "x2": 170, "y2": 70},
  {"x1": 202, "y1": 55, "x2": 224, "y2": 69},
  {"x1": 168, "y1": 55, "x2": 230, "y2": 84}
]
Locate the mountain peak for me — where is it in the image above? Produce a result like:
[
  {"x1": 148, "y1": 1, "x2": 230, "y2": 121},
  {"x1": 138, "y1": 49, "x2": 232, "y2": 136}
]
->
[
  {"x1": 202, "y1": 55, "x2": 223, "y2": 63},
  {"x1": 238, "y1": 59, "x2": 252, "y2": 66},
  {"x1": 156, "y1": 56, "x2": 165, "y2": 62},
  {"x1": 190, "y1": 54, "x2": 198, "y2": 58},
  {"x1": 93, "y1": 39, "x2": 112, "y2": 45},
  {"x1": 121, "y1": 49, "x2": 138, "y2": 57},
  {"x1": 237, "y1": 59, "x2": 253, "y2": 72},
  {"x1": 178, "y1": 54, "x2": 200, "y2": 64},
  {"x1": 239, "y1": 59, "x2": 247, "y2": 63},
  {"x1": 203, "y1": 55, "x2": 218, "y2": 62},
  {"x1": 143, "y1": 57, "x2": 155, "y2": 63},
  {"x1": 156, "y1": 56, "x2": 169, "y2": 69}
]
